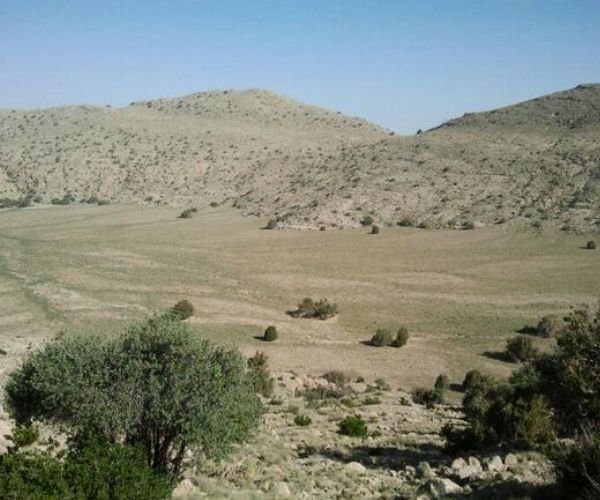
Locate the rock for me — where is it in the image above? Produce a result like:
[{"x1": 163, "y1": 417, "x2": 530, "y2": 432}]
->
[
  {"x1": 426, "y1": 478, "x2": 463, "y2": 498},
  {"x1": 451, "y1": 457, "x2": 467, "y2": 470},
  {"x1": 505, "y1": 453, "x2": 519, "y2": 467},
  {"x1": 486, "y1": 455, "x2": 504, "y2": 472},
  {"x1": 172, "y1": 479, "x2": 198, "y2": 498},
  {"x1": 405, "y1": 465, "x2": 416, "y2": 477},
  {"x1": 344, "y1": 461, "x2": 366, "y2": 476},
  {"x1": 468, "y1": 456, "x2": 482, "y2": 471},
  {"x1": 271, "y1": 481, "x2": 291, "y2": 498},
  {"x1": 418, "y1": 461, "x2": 436, "y2": 479}
]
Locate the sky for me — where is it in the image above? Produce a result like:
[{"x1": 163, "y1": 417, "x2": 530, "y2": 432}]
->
[{"x1": 1, "y1": 0, "x2": 599, "y2": 134}]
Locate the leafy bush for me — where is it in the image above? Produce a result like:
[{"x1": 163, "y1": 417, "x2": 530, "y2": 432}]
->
[
  {"x1": 411, "y1": 387, "x2": 444, "y2": 408},
  {"x1": 5, "y1": 314, "x2": 261, "y2": 476},
  {"x1": 178, "y1": 207, "x2": 197, "y2": 219},
  {"x1": 505, "y1": 336, "x2": 537, "y2": 362},
  {"x1": 170, "y1": 299, "x2": 194, "y2": 320},
  {"x1": 360, "y1": 215, "x2": 374, "y2": 226},
  {"x1": 338, "y1": 415, "x2": 368, "y2": 437},
  {"x1": 391, "y1": 326, "x2": 409, "y2": 347},
  {"x1": 290, "y1": 298, "x2": 338, "y2": 320},
  {"x1": 463, "y1": 220, "x2": 475, "y2": 230},
  {"x1": 374, "y1": 377, "x2": 391, "y2": 391},
  {"x1": 536, "y1": 315, "x2": 562, "y2": 338},
  {"x1": 9, "y1": 424, "x2": 39, "y2": 449},
  {"x1": 462, "y1": 369, "x2": 489, "y2": 392},
  {"x1": 294, "y1": 414, "x2": 312, "y2": 426},
  {"x1": 434, "y1": 374, "x2": 450, "y2": 394},
  {"x1": 322, "y1": 370, "x2": 350, "y2": 386},
  {"x1": 371, "y1": 328, "x2": 393, "y2": 347},
  {"x1": 397, "y1": 217, "x2": 414, "y2": 227},
  {"x1": 363, "y1": 396, "x2": 381, "y2": 405},
  {"x1": 263, "y1": 325, "x2": 278, "y2": 342},
  {"x1": 586, "y1": 240, "x2": 596, "y2": 250},
  {"x1": 0, "y1": 440, "x2": 172, "y2": 500},
  {"x1": 370, "y1": 225, "x2": 380, "y2": 234},
  {"x1": 264, "y1": 219, "x2": 277, "y2": 230},
  {"x1": 247, "y1": 351, "x2": 275, "y2": 397}
]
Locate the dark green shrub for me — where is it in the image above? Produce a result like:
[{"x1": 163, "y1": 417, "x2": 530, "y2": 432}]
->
[
  {"x1": 554, "y1": 429, "x2": 600, "y2": 499},
  {"x1": 397, "y1": 217, "x2": 414, "y2": 227},
  {"x1": 371, "y1": 328, "x2": 392, "y2": 347},
  {"x1": 178, "y1": 207, "x2": 197, "y2": 219},
  {"x1": 4, "y1": 314, "x2": 261, "y2": 476},
  {"x1": 264, "y1": 219, "x2": 277, "y2": 230},
  {"x1": 374, "y1": 378, "x2": 391, "y2": 391},
  {"x1": 360, "y1": 215, "x2": 374, "y2": 226},
  {"x1": 536, "y1": 315, "x2": 562, "y2": 338},
  {"x1": 0, "y1": 347, "x2": 6, "y2": 355},
  {"x1": 9, "y1": 424, "x2": 39, "y2": 449},
  {"x1": 263, "y1": 325, "x2": 278, "y2": 342},
  {"x1": 294, "y1": 414, "x2": 312, "y2": 426},
  {"x1": 209, "y1": 201, "x2": 219, "y2": 208},
  {"x1": 463, "y1": 220, "x2": 475, "y2": 230},
  {"x1": 363, "y1": 396, "x2": 381, "y2": 405},
  {"x1": 338, "y1": 415, "x2": 368, "y2": 437},
  {"x1": 434, "y1": 374, "x2": 450, "y2": 394},
  {"x1": 170, "y1": 299, "x2": 194, "y2": 320},
  {"x1": 462, "y1": 369, "x2": 489, "y2": 392},
  {"x1": 586, "y1": 240, "x2": 596, "y2": 250},
  {"x1": 411, "y1": 387, "x2": 444, "y2": 408},
  {"x1": 391, "y1": 326, "x2": 409, "y2": 347},
  {"x1": 290, "y1": 298, "x2": 338, "y2": 320},
  {"x1": 370, "y1": 225, "x2": 380, "y2": 234},
  {"x1": 247, "y1": 351, "x2": 275, "y2": 398},
  {"x1": 505, "y1": 336, "x2": 537, "y2": 362}
]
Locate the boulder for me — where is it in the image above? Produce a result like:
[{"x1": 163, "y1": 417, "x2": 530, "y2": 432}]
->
[
  {"x1": 271, "y1": 481, "x2": 291, "y2": 498},
  {"x1": 426, "y1": 478, "x2": 463, "y2": 498},
  {"x1": 485, "y1": 455, "x2": 505, "y2": 472},
  {"x1": 505, "y1": 453, "x2": 519, "y2": 467},
  {"x1": 344, "y1": 461, "x2": 366, "y2": 476},
  {"x1": 418, "y1": 461, "x2": 436, "y2": 479},
  {"x1": 451, "y1": 457, "x2": 467, "y2": 471}
]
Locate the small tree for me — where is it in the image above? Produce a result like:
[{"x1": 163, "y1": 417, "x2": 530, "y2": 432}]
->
[
  {"x1": 370, "y1": 225, "x2": 380, "y2": 234},
  {"x1": 170, "y1": 299, "x2": 194, "y2": 320},
  {"x1": 247, "y1": 351, "x2": 275, "y2": 397},
  {"x1": 434, "y1": 374, "x2": 450, "y2": 394},
  {"x1": 505, "y1": 336, "x2": 537, "y2": 362},
  {"x1": 264, "y1": 219, "x2": 277, "y2": 230},
  {"x1": 263, "y1": 325, "x2": 278, "y2": 342},
  {"x1": 371, "y1": 328, "x2": 393, "y2": 347},
  {"x1": 338, "y1": 415, "x2": 368, "y2": 437},
  {"x1": 360, "y1": 215, "x2": 374, "y2": 226},
  {"x1": 391, "y1": 326, "x2": 409, "y2": 347},
  {"x1": 586, "y1": 240, "x2": 597, "y2": 250}
]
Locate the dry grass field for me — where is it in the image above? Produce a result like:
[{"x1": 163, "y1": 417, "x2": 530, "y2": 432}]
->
[{"x1": 0, "y1": 204, "x2": 597, "y2": 392}]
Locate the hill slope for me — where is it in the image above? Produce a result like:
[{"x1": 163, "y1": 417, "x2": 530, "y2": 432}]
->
[{"x1": 0, "y1": 85, "x2": 599, "y2": 231}]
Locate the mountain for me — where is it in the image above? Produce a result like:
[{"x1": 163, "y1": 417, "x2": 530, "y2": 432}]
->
[{"x1": 0, "y1": 85, "x2": 599, "y2": 231}]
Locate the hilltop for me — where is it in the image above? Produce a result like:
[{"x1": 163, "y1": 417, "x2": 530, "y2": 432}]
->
[{"x1": 0, "y1": 85, "x2": 599, "y2": 231}]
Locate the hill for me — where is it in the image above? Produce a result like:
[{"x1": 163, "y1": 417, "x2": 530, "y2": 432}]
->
[{"x1": 0, "y1": 85, "x2": 599, "y2": 231}]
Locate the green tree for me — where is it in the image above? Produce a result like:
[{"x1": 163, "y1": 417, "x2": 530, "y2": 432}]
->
[{"x1": 5, "y1": 315, "x2": 261, "y2": 477}]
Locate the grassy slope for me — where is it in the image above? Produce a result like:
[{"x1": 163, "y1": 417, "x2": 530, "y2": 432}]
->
[{"x1": 0, "y1": 205, "x2": 597, "y2": 389}]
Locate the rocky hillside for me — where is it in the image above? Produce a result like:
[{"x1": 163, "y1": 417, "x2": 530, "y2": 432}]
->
[{"x1": 1, "y1": 84, "x2": 599, "y2": 231}]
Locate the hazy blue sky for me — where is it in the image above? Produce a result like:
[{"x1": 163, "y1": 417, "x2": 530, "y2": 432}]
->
[{"x1": 1, "y1": 0, "x2": 599, "y2": 133}]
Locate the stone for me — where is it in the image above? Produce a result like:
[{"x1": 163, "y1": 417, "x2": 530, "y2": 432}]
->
[
  {"x1": 426, "y1": 478, "x2": 463, "y2": 498},
  {"x1": 451, "y1": 457, "x2": 467, "y2": 470},
  {"x1": 344, "y1": 461, "x2": 366, "y2": 476},
  {"x1": 468, "y1": 456, "x2": 482, "y2": 471},
  {"x1": 486, "y1": 455, "x2": 505, "y2": 472},
  {"x1": 505, "y1": 453, "x2": 519, "y2": 466},
  {"x1": 271, "y1": 481, "x2": 291, "y2": 498},
  {"x1": 418, "y1": 461, "x2": 436, "y2": 479}
]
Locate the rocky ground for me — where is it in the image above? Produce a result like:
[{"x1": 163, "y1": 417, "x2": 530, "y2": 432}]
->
[{"x1": 173, "y1": 372, "x2": 556, "y2": 499}]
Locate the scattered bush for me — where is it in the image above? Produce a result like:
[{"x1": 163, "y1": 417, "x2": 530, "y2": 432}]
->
[
  {"x1": 360, "y1": 215, "x2": 374, "y2": 226},
  {"x1": 505, "y1": 336, "x2": 537, "y2": 362},
  {"x1": 391, "y1": 326, "x2": 409, "y2": 347},
  {"x1": 294, "y1": 414, "x2": 312, "y2": 426},
  {"x1": 290, "y1": 298, "x2": 338, "y2": 320},
  {"x1": 263, "y1": 325, "x2": 278, "y2": 342},
  {"x1": 370, "y1": 225, "x2": 380, "y2": 234},
  {"x1": 322, "y1": 370, "x2": 350, "y2": 386},
  {"x1": 338, "y1": 415, "x2": 368, "y2": 437},
  {"x1": 9, "y1": 424, "x2": 39, "y2": 449},
  {"x1": 434, "y1": 374, "x2": 450, "y2": 394},
  {"x1": 169, "y1": 299, "x2": 194, "y2": 320},
  {"x1": 5, "y1": 314, "x2": 261, "y2": 476},
  {"x1": 363, "y1": 396, "x2": 381, "y2": 405},
  {"x1": 397, "y1": 217, "x2": 414, "y2": 227},
  {"x1": 374, "y1": 378, "x2": 391, "y2": 391},
  {"x1": 412, "y1": 387, "x2": 444, "y2": 408},
  {"x1": 586, "y1": 240, "x2": 596, "y2": 250},
  {"x1": 462, "y1": 369, "x2": 489, "y2": 392},
  {"x1": 536, "y1": 315, "x2": 562, "y2": 338},
  {"x1": 370, "y1": 328, "x2": 393, "y2": 347},
  {"x1": 247, "y1": 351, "x2": 275, "y2": 398},
  {"x1": 462, "y1": 220, "x2": 475, "y2": 230}
]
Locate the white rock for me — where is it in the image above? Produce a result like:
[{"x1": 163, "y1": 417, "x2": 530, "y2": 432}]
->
[
  {"x1": 344, "y1": 461, "x2": 366, "y2": 476},
  {"x1": 427, "y1": 478, "x2": 463, "y2": 498},
  {"x1": 418, "y1": 461, "x2": 436, "y2": 479},
  {"x1": 451, "y1": 457, "x2": 467, "y2": 470},
  {"x1": 505, "y1": 453, "x2": 519, "y2": 466},
  {"x1": 486, "y1": 455, "x2": 505, "y2": 472},
  {"x1": 271, "y1": 481, "x2": 292, "y2": 498}
]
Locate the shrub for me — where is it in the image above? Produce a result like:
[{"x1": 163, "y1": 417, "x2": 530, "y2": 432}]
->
[
  {"x1": 554, "y1": 429, "x2": 600, "y2": 499},
  {"x1": 505, "y1": 336, "x2": 537, "y2": 362},
  {"x1": 371, "y1": 328, "x2": 393, "y2": 347},
  {"x1": 0, "y1": 348, "x2": 6, "y2": 355},
  {"x1": 370, "y1": 225, "x2": 380, "y2": 234},
  {"x1": 462, "y1": 369, "x2": 489, "y2": 392},
  {"x1": 0, "y1": 440, "x2": 172, "y2": 500},
  {"x1": 322, "y1": 370, "x2": 350, "y2": 386},
  {"x1": 338, "y1": 415, "x2": 368, "y2": 437},
  {"x1": 294, "y1": 414, "x2": 312, "y2": 426},
  {"x1": 412, "y1": 387, "x2": 444, "y2": 408},
  {"x1": 536, "y1": 315, "x2": 562, "y2": 338},
  {"x1": 391, "y1": 326, "x2": 409, "y2": 347},
  {"x1": 9, "y1": 424, "x2": 39, "y2": 449},
  {"x1": 363, "y1": 396, "x2": 381, "y2": 405},
  {"x1": 178, "y1": 207, "x2": 197, "y2": 219},
  {"x1": 170, "y1": 299, "x2": 194, "y2": 320},
  {"x1": 397, "y1": 217, "x2": 414, "y2": 227},
  {"x1": 374, "y1": 377, "x2": 391, "y2": 391},
  {"x1": 434, "y1": 374, "x2": 450, "y2": 394},
  {"x1": 586, "y1": 240, "x2": 596, "y2": 250},
  {"x1": 264, "y1": 219, "x2": 277, "y2": 230},
  {"x1": 4, "y1": 314, "x2": 261, "y2": 476},
  {"x1": 360, "y1": 215, "x2": 374, "y2": 226},
  {"x1": 209, "y1": 201, "x2": 219, "y2": 207},
  {"x1": 463, "y1": 220, "x2": 475, "y2": 230},
  {"x1": 247, "y1": 351, "x2": 275, "y2": 397},
  {"x1": 263, "y1": 325, "x2": 278, "y2": 342},
  {"x1": 290, "y1": 298, "x2": 338, "y2": 320}
]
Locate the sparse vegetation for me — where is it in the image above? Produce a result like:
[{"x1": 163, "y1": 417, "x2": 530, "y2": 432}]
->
[
  {"x1": 169, "y1": 299, "x2": 194, "y2": 320},
  {"x1": 247, "y1": 351, "x2": 275, "y2": 398},
  {"x1": 338, "y1": 415, "x2": 368, "y2": 437},
  {"x1": 391, "y1": 326, "x2": 409, "y2": 347},
  {"x1": 178, "y1": 207, "x2": 197, "y2": 219},
  {"x1": 264, "y1": 219, "x2": 278, "y2": 230},
  {"x1": 289, "y1": 297, "x2": 338, "y2": 320},
  {"x1": 294, "y1": 414, "x2": 312, "y2": 426},
  {"x1": 536, "y1": 314, "x2": 562, "y2": 337},
  {"x1": 370, "y1": 328, "x2": 393, "y2": 346},
  {"x1": 505, "y1": 335, "x2": 537, "y2": 362},
  {"x1": 370, "y1": 225, "x2": 380, "y2": 234}
]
